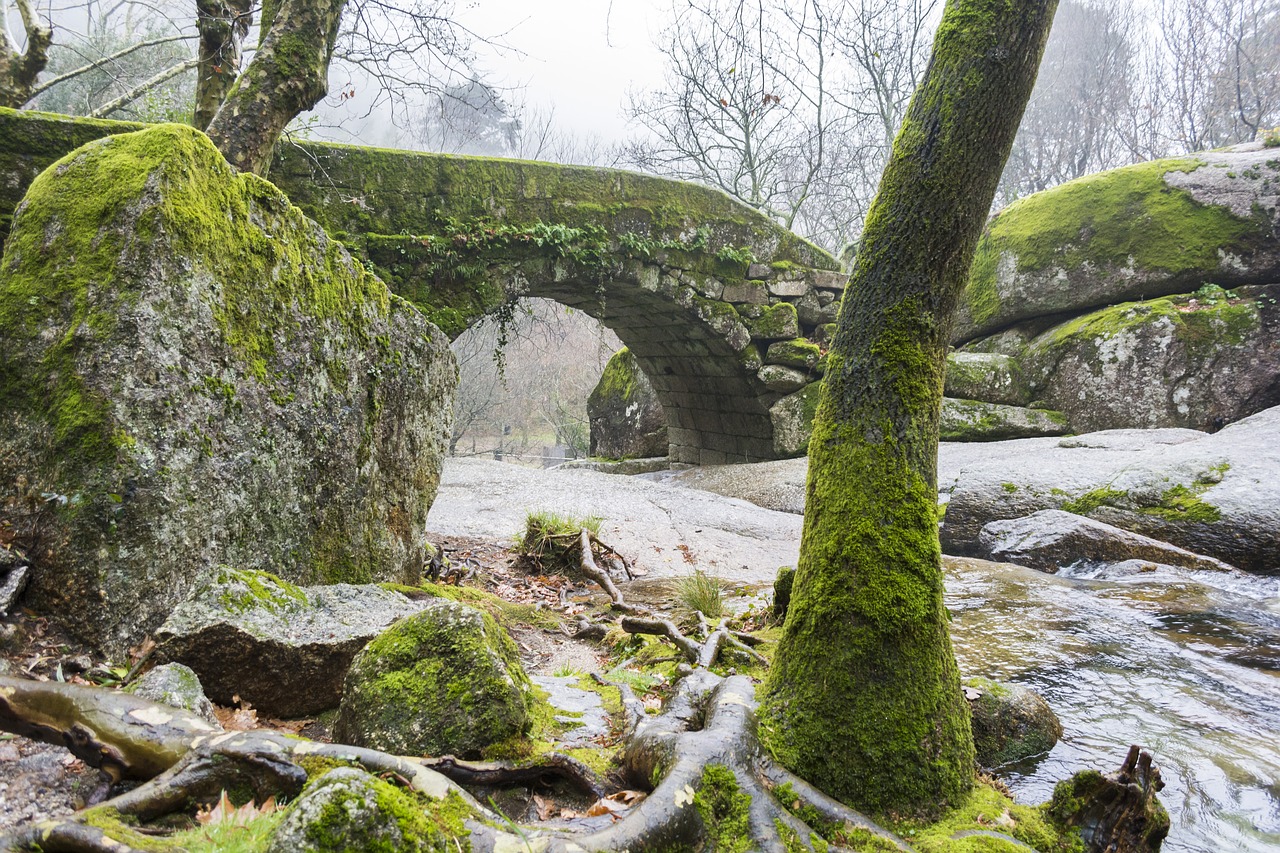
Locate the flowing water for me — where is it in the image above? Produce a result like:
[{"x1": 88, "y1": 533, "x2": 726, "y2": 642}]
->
[{"x1": 945, "y1": 556, "x2": 1280, "y2": 853}]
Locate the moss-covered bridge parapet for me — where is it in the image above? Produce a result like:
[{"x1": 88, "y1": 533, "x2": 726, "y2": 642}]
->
[{"x1": 0, "y1": 108, "x2": 846, "y2": 464}]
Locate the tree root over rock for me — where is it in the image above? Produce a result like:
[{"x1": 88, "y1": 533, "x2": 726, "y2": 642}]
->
[{"x1": 0, "y1": 670, "x2": 946, "y2": 852}]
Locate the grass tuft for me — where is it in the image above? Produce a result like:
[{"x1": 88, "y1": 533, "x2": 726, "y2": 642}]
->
[
  {"x1": 515, "y1": 510, "x2": 603, "y2": 574},
  {"x1": 676, "y1": 569, "x2": 725, "y2": 618}
]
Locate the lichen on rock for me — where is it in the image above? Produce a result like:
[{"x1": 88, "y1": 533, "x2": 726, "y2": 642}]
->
[{"x1": 0, "y1": 123, "x2": 457, "y2": 655}]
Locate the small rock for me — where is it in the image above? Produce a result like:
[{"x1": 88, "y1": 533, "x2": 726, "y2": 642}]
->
[
  {"x1": 60, "y1": 655, "x2": 92, "y2": 675},
  {"x1": 125, "y1": 663, "x2": 219, "y2": 725},
  {"x1": 155, "y1": 567, "x2": 426, "y2": 717},
  {"x1": 757, "y1": 364, "x2": 809, "y2": 393},
  {"x1": 0, "y1": 566, "x2": 29, "y2": 617},
  {"x1": 940, "y1": 399, "x2": 1069, "y2": 441},
  {"x1": 965, "y1": 676, "x2": 1063, "y2": 767}
]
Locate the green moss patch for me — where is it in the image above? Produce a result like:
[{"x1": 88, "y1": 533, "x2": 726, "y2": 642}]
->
[
  {"x1": 966, "y1": 158, "x2": 1267, "y2": 320},
  {"x1": 378, "y1": 580, "x2": 562, "y2": 631},
  {"x1": 1060, "y1": 487, "x2": 1129, "y2": 516},
  {"x1": 211, "y1": 565, "x2": 309, "y2": 615},
  {"x1": 334, "y1": 601, "x2": 534, "y2": 758},
  {"x1": 1059, "y1": 477, "x2": 1223, "y2": 525},
  {"x1": 894, "y1": 781, "x2": 1083, "y2": 852},
  {"x1": 694, "y1": 764, "x2": 752, "y2": 853},
  {"x1": 1039, "y1": 292, "x2": 1261, "y2": 363}
]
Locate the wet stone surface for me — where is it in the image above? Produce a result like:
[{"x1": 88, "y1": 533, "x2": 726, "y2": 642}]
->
[{"x1": 531, "y1": 675, "x2": 610, "y2": 748}]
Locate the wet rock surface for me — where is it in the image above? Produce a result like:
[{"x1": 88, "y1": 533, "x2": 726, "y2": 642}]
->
[
  {"x1": 977, "y1": 510, "x2": 1236, "y2": 574},
  {"x1": 531, "y1": 675, "x2": 610, "y2": 749},
  {"x1": 662, "y1": 405, "x2": 1280, "y2": 574}
]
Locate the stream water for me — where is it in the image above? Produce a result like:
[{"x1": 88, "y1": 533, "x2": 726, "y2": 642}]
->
[{"x1": 944, "y1": 556, "x2": 1280, "y2": 853}]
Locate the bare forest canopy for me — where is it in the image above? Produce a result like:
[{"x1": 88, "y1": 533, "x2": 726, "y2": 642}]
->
[{"x1": 0, "y1": 0, "x2": 1274, "y2": 251}]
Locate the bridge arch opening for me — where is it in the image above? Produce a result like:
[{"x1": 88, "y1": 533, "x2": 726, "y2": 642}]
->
[{"x1": 441, "y1": 251, "x2": 781, "y2": 466}]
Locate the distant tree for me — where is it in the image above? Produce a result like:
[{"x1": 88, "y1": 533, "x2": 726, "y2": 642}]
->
[
  {"x1": 1158, "y1": 0, "x2": 1280, "y2": 151},
  {"x1": 28, "y1": 20, "x2": 197, "y2": 122},
  {"x1": 417, "y1": 75, "x2": 519, "y2": 155},
  {"x1": 448, "y1": 299, "x2": 620, "y2": 461},
  {"x1": 626, "y1": 0, "x2": 939, "y2": 253},
  {"x1": 998, "y1": 0, "x2": 1145, "y2": 201},
  {"x1": 624, "y1": 0, "x2": 843, "y2": 233},
  {"x1": 759, "y1": 0, "x2": 1058, "y2": 817},
  {"x1": 15, "y1": 0, "x2": 479, "y2": 174}
]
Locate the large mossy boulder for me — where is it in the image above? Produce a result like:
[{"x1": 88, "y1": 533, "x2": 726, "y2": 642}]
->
[
  {"x1": 333, "y1": 600, "x2": 533, "y2": 758},
  {"x1": 0, "y1": 125, "x2": 457, "y2": 655},
  {"x1": 954, "y1": 146, "x2": 1280, "y2": 343},
  {"x1": 587, "y1": 346, "x2": 668, "y2": 460},
  {"x1": 154, "y1": 567, "x2": 427, "y2": 717},
  {"x1": 1022, "y1": 286, "x2": 1280, "y2": 433}
]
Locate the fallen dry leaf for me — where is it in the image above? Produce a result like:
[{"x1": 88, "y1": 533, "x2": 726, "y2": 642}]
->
[
  {"x1": 196, "y1": 790, "x2": 278, "y2": 826},
  {"x1": 258, "y1": 717, "x2": 312, "y2": 735},
  {"x1": 214, "y1": 696, "x2": 259, "y2": 731},
  {"x1": 586, "y1": 797, "x2": 628, "y2": 817},
  {"x1": 606, "y1": 790, "x2": 646, "y2": 807},
  {"x1": 129, "y1": 636, "x2": 156, "y2": 666},
  {"x1": 533, "y1": 794, "x2": 555, "y2": 821}
]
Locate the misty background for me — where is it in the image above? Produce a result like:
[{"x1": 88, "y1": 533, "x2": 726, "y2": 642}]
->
[{"x1": 9, "y1": 0, "x2": 1279, "y2": 462}]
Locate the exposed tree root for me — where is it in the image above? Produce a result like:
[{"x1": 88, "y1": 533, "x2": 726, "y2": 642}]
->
[
  {"x1": 0, "y1": 670, "x2": 1158, "y2": 853},
  {"x1": 0, "y1": 545, "x2": 1162, "y2": 853},
  {"x1": 572, "y1": 527, "x2": 764, "y2": 670},
  {"x1": 421, "y1": 752, "x2": 609, "y2": 799}
]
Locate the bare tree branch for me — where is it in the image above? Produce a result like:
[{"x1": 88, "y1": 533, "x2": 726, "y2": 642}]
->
[
  {"x1": 25, "y1": 33, "x2": 194, "y2": 101},
  {"x1": 87, "y1": 55, "x2": 196, "y2": 117}
]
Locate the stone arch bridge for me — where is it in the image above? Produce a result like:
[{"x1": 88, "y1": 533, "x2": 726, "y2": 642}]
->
[{"x1": 0, "y1": 109, "x2": 845, "y2": 464}]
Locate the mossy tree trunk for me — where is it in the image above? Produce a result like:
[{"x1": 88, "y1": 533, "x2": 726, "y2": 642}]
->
[
  {"x1": 194, "y1": 0, "x2": 252, "y2": 131},
  {"x1": 758, "y1": 0, "x2": 1058, "y2": 819},
  {"x1": 204, "y1": 0, "x2": 345, "y2": 174},
  {"x1": 0, "y1": 0, "x2": 51, "y2": 108}
]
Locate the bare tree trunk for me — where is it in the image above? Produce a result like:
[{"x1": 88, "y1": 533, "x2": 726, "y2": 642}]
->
[
  {"x1": 204, "y1": 0, "x2": 345, "y2": 174},
  {"x1": 194, "y1": 0, "x2": 252, "y2": 130},
  {"x1": 0, "y1": 0, "x2": 51, "y2": 108},
  {"x1": 758, "y1": 0, "x2": 1058, "y2": 820}
]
